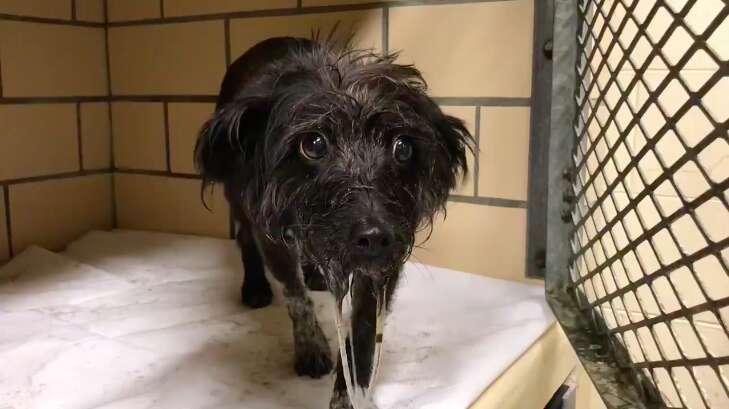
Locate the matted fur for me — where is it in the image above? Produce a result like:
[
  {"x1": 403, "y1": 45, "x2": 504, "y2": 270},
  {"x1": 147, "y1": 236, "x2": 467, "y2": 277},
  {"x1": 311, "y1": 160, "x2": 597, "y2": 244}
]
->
[{"x1": 195, "y1": 36, "x2": 473, "y2": 408}]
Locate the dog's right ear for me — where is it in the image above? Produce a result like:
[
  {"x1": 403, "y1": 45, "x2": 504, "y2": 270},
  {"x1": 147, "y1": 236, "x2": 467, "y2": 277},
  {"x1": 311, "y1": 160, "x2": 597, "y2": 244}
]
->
[{"x1": 194, "y1": 96, "x2": 270, "y2": 183}]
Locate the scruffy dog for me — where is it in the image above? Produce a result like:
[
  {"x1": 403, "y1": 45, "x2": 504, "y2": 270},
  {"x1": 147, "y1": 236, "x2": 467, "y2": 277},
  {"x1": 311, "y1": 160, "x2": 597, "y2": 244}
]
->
[{"x1": 195, "y1": 36, "x2": 472, "y2": 408}]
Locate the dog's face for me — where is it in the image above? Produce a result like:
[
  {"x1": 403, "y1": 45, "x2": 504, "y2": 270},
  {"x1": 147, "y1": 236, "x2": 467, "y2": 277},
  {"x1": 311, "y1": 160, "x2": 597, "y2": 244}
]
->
[{"x1": 197, "y1": 45, "x2": 472, "y2": 296}]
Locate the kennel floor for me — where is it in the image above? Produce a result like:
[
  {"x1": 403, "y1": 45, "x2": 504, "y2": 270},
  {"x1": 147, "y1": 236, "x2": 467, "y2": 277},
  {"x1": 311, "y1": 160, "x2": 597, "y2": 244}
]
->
[{"x1": 0, "y1": 230, "x2": 566, "y2": 409}]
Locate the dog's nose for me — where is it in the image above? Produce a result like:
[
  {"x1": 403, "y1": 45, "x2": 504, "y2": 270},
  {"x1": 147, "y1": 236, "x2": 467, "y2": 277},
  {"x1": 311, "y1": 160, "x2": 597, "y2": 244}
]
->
[{"x1": 351, "y1": 222, "x2": 393, "y2": 260}]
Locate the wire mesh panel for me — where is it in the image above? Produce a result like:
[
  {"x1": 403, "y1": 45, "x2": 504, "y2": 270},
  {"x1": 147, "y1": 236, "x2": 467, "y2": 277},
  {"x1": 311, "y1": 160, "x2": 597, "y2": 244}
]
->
[{"x1": 557, "y1": 0, "x2": 729, "y2": 408}]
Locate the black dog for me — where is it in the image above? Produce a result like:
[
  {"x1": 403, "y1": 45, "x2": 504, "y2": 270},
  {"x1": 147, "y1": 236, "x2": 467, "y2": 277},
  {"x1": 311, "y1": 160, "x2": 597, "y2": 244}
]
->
[{"x1": 195, "y1": 36, "x2": 472, "y2": 408}]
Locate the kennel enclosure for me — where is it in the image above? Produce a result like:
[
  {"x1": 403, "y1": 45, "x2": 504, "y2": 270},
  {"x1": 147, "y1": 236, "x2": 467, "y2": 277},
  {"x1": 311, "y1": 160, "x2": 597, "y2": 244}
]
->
[
  {"x1": 545, "y1": 0, "x2": 729, "y2": 408},
  {"x1": 1, "y1": 1, "x2": 572, "y2": 408}
]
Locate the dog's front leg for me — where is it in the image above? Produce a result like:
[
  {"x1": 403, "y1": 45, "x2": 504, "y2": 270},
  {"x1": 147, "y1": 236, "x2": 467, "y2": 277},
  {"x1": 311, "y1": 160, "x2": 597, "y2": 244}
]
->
[
  {"x1": 330, "y1": 275, "x2": 379, "y2": 409},
  {"x1": 255, "y1": 235, "x2": 333, "y2": 378}
]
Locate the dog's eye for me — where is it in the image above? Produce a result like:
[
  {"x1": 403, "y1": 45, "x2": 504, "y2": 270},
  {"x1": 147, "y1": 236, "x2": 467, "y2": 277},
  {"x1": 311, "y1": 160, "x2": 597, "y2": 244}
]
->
[
  {"x1": 392, "y1": 137, "x2": 413, "y2": 164},
  {"x1": 299, "y1": 134, "x2": 328, "y2": 160}
]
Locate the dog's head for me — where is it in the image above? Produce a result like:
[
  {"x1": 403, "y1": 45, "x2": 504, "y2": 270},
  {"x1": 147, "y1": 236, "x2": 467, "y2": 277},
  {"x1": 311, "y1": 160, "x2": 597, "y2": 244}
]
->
[{"x1": 197, "y1": 41, "x2": 473, "y2": 296}]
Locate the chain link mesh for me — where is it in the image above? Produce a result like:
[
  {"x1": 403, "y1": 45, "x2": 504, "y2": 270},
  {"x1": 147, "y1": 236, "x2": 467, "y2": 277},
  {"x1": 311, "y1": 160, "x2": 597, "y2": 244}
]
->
[{"x1": 569, "y1": 0, "x2": 729, "y2": 407}]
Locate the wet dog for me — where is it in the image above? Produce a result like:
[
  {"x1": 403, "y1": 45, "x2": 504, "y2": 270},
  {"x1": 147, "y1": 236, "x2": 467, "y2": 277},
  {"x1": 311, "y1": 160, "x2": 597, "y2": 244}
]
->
[{"x1": 195, "y1": 36, "x2": 472, "y2": 408}]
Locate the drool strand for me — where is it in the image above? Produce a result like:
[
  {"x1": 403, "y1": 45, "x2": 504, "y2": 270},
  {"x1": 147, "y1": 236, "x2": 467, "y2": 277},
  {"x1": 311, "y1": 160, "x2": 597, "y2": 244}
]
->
[{"x1": 332, "y1": 276, "x2": 387, "y2": 409}]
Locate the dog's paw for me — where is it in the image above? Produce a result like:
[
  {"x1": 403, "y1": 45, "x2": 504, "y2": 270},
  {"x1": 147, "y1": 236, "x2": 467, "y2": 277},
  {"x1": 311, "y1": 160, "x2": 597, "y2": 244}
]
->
[
  {"x1": 329, "y1": 390, "x2": 353, "y2": 409},
  {"x1": 294, "y1": 342, "x2": 333, "y2": 378},
  {"x1": 241, "y1": 283, "x2": 273, "y2": 309}
]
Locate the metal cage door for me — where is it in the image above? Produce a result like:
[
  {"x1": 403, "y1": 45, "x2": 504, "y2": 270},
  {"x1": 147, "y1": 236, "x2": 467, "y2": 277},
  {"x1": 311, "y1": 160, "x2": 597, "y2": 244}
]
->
[{"x1": 545, "y1": 1, "x2": 729, "y2": 408}]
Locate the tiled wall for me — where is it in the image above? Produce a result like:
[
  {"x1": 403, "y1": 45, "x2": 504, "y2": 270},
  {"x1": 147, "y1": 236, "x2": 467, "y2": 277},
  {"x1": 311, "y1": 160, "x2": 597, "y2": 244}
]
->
[
  {"x1": 0, "y1": 0, "x2": 112, "y2": 261},
  {"x1": 0, "y1": 0, "x2": 536, "y2": 282},
  {"x1": 105, "y1": 0, "x2": 535, "y2": 282}
]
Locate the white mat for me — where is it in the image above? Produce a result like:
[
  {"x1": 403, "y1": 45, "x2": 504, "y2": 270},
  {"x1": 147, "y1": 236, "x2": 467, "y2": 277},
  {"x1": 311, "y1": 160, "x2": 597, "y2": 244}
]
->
[{"x1": 0, "y1": 230, "x2": 553, "y2": 409}]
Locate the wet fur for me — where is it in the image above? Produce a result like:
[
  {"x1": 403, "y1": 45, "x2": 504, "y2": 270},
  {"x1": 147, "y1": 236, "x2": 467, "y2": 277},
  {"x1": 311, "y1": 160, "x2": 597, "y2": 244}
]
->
[{"x1": 195, "y1": 37, "x2": 472, "y2": 408}]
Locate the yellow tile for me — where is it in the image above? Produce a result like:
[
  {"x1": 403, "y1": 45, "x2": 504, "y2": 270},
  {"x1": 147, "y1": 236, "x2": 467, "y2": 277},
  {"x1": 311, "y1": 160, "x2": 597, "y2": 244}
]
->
[
  {"x1": 81, "y1": 102, "x2": 111, "y2": 170},
  {"x1": 440, "y1": 106, "x2": 476, "y2": 196},
  {"x1": 75, "y1": 0, "x2": 104, "y2": 22},
  {"x1": 303, "y1": 0, "x2": 383, "y2": 5},
  {"x1": 672, "y1": 366, "x2": 718, "y2": 409},
  {"x1": 623, "y1": 1, "x2": 720, "y2": 71},
  {"x1": 634, "y1": 317, "x2": 729, "y2": 408},
  {"x1": 478, "y1": 107, "x2": 530, "y2": 201},
  {"x1": 389, "y1": 1, "x2": 533, "y2": 97},
  {"x1": 111, "y1": 102, "x2": 166, "y2": 171},
  {"x1": 707, "y1": 7, "x2": 729, "y2": 61},
  {"x1": 633, "y1": 0, "x2": 726, "y2": 70},
  {"x1": 692, "y1": 363, "x2": 729, "y2": 409},
  {"x1": 0, "y1": 187, "x2": 8, "y2": 261},
  {"x1": 702, "y1": 76, "x2": 729, "y2": 124},
  {"x1": 0, "y1": 22, "x2": 107, "y2": 97},
  {"x1": 9, "y1": 174, "x2": 113, "y2": 253},
  {"x1": 168, "y1": 103, "x2": 215, "y2": 174},
  {"x1": 693, "y1": 198, "x2": 729, "y2": 244},
  {"x1": 634, "y1": 71, "x2": 728, "y2": 199},
  {"x1": 115, "y1": 173, "x2": 228, "y2": 238},
  {"x1": 412, "y1": 202, "x2": 526, "y2": 282},
  {"x1": 694, "y1": 254, "x2": 729, "y2": 302},
  {"x1": 0, "y1": 104, "x2": 79, "y2": 180},
  {"x1": 107, "y1": 0, "x2": 160, "y2": 22},
  {"x1": 0, "y1": 0, "x2": 71, "y2": 19},
  {"x1": 229, "y1": 9, "x2": 383, "y2": 58},
  {"x1": 164, "y1": 0, "x2": 295, "y2": 17},
  {"x1": 109, "y1": 21, "x2": 226, "y2": 95}
]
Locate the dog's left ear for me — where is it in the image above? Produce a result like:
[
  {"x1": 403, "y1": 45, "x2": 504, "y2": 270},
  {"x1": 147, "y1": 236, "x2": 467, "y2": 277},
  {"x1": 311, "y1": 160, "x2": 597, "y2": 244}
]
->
[
  {"x1": 433, "y1": 111, "x2": 474, "y2": 191},
  {"x1": 194, "y1": 96, "x2": 270, "y2": 184}
]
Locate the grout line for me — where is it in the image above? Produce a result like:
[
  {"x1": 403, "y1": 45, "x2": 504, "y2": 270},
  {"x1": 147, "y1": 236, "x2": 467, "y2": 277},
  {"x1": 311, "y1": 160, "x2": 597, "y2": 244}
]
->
[
  {"x1": 108, "y1": 95, "x2": 218, "y2": 103},
  {"x1": 222, "y1": 16, "x2": 233, "y2": 240},
  {"x1": 0, "y1": 51, "x2": 3, "y2": 97},
  {"x1": 115, "y1": 168, "x2": 202, "y2": 180},
  {"x1": 108, "y1": 99, "x2": 118, "y2": 229},
  {"x1": 109, "y1": 95, "x2": 218, "y2": 103},
  {"x1": 0, "y1": 13, "x2": 104, "y2": 27},
  {"x1": 102, "y1": 0, "x2": 109, "y2": 24},
  {"x1": 106, "y1": 0, "x2": 517, "y2": 26},
  {"x1": 0, "y1": 96, "x2": 109, "y2": 104},
  {"x1": 71, "y1": 0, "x2": 77, "y2": 21},
  {"x1": 1, "y1": 95, "x2": 531, "y2": 106},
  {"x1": 3, "y1": 187, "x2": 13, "y2": 258},
  {"x1": 103, "y1": 0, "x2": 117, "y2": 229},
  {"x1": 0, "y1": 162, "x2": 530, "y2": 211},
  {"x1": 103, "y1": 11, "x2": 112, "y2": 98},
  {"x1": 163, "y1": 102, "x2": 171, "y2": 172},
  {"x1": 0, "y1": 169, "x2": 113, "y2": 187},
  {"x1": 76, "y1": 103, "x2": 84, "y2": 171},
  {"x1": 68, "y1": 171, "x2": 524, "y2": 210},
  {"x1": 433, "y1": 96, "x2": 531, "y2": 106},
  {"x1": 110, "y1": 175, "x2": 118, "y2": 228},
  {"x1": 160, "y1": 0, "x2": 165, "y2": 18},
  {"x1": 448, "y1": 194, "x2": 526, "y2": 209},
  {"x1": 223, "y1": 16, "x2": 233, "y2": 239},
  {"x1": 110, "y1": 169, "x2": 118, "y2": 229},
  {"x1": 382, "y1": 5, "x2": 389, "y2": 54},
  {"x1": 224, "y1": 19, "x2": 231, "y2": 67},
  {"x1": 473, "y1": 106, "x2": 481, "y2": 197},
  {"x1": 297, "y1": 0, "x2": 303, "y2": 8}
]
